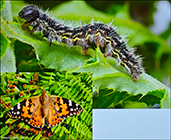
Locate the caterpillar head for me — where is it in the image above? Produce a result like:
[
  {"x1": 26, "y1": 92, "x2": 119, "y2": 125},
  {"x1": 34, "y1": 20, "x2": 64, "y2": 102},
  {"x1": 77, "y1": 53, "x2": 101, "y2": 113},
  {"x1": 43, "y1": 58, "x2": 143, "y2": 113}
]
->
[{"x1": 19, "y1": 5, "x2": 39, "y2": 23}]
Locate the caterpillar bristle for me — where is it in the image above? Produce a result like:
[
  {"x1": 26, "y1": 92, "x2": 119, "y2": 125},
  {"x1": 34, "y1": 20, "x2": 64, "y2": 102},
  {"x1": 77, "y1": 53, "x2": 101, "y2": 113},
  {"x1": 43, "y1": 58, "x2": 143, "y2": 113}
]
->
[
  {"x1": 90, "y1": 18, "x2": 94, "y2": 25},
  {"x1": 18, "y1": 5, "x2": 144, "y2": 81},
  {"x1": 107, "y1": 20, "x2": 113, "y2": 28}
]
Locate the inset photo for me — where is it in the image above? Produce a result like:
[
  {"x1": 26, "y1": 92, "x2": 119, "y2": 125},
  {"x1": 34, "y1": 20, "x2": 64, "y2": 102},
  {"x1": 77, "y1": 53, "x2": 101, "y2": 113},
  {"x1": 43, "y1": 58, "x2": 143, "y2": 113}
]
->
[{"x1": 0, "y1": 72, "x2": 92, "y2": 139}]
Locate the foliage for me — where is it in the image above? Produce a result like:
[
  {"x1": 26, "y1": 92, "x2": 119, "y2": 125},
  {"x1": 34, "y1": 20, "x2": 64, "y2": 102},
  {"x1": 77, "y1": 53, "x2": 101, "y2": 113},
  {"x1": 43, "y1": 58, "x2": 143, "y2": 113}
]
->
[
  {"x1": 0, "y1": 0, "x2": 170, "y2": 110},
  {"x1": 0, "y1": 72, "x2": 92, "y2": 139}
]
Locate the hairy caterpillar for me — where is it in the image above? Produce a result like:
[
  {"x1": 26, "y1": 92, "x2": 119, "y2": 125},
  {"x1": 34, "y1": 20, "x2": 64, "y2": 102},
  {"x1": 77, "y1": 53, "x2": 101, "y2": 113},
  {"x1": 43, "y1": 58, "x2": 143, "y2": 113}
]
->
[{"x1": 18, "y1": 5, "x2": 144, "y2": 81}]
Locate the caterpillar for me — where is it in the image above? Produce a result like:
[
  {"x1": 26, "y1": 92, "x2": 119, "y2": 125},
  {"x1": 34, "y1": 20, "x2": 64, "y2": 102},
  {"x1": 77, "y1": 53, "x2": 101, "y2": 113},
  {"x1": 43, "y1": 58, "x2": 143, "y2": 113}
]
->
[{"x1": 18, "y1": 5, "x2": 144, "y2": 82}]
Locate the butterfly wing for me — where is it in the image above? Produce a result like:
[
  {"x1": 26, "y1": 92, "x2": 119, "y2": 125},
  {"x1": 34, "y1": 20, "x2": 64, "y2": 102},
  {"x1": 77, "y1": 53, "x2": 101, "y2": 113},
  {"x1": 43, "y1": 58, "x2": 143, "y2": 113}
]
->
[
  {"x1": 8, "y1": 96, "x2": 45, "y2": 128},
  {"x1": 8, "y1": 96, "x2": 38, "y2": 120},
  {"x1": 46, "y1": 96, "x2": 82, "y2": 127},
  {"x1": 46, "y1": 100, "x2": 63, "y2": 127},
  {"x1": 27, "y1": 102, "x2": 45, "y2": 128}
]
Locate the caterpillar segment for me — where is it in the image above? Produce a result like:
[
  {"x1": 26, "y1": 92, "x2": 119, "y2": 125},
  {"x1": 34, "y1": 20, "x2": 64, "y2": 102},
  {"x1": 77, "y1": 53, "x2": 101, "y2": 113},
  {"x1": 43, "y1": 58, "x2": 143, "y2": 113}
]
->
[{"x1": 19, "y1": 5, "x2": 144, "y2": 81}]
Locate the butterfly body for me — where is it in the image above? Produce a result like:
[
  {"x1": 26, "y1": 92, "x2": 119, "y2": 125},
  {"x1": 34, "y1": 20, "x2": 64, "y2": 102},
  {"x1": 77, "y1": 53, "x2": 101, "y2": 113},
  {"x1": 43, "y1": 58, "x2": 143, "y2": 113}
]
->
[{"x1": 8, "y1": 91, "x2": 82, "y2": 128}]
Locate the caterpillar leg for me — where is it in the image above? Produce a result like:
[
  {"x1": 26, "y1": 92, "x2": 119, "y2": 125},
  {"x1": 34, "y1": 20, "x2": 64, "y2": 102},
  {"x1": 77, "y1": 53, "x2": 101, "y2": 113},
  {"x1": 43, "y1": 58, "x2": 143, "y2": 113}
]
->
[
  {"x1": 23, "y1": 22, "x2": 28, "y2": 25},
  {"x1": 133, "y1": 74, "x2": 138, "y2": 82},
  {"x1": 73, "y1": 38, "x2": 89, "y2": 55},
  {"x1": 49, "y1": 40, "x2": 52, "y2": 47},
  {"x1": 82, "y1": 47, "x2": 88, "y2": 55},
  {"x1": 132, "y1": 71, "x2": 139, "y2": 82},
  {"x1": 104, "y1": 43, "x2": 113, "y2": 58},
  {"x1": 81, "y1": 41, "x2": 89, "y2": 55}
]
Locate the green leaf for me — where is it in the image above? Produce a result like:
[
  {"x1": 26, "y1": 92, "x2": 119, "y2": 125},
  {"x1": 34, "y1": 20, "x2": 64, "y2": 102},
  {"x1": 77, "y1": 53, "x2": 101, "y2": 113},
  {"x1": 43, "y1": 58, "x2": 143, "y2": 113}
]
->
[
  {"x1": 1, "y1": 0, "x2": 12, "y2": 22},
  {"x1": 0, "y1": 38, "x2": 16, "y2": 72},
  {"x1": 0, "y1": 126, "x2": 10, "y2": 138},
  {"x1": 93, "y1": 89, "x2": 130, "y2": 108},
  {"x1": 161, "y1": 92, "x2": 171, "y2": 108},
  {"x1": 123, "y1": 101, "x2": 147, "y2": 108},
  {"x1": 77, "y1": 49, "x2": 170, "y2": 96},
  {"x1": 139, "y1": 95, "x2": 160, "y2": 108},
  {"x1": 146, "y1": 89, "x2": 165, "y2": 99},
  {"x1": 0, "y1": 30, "x2": 9, "y2": 57}
]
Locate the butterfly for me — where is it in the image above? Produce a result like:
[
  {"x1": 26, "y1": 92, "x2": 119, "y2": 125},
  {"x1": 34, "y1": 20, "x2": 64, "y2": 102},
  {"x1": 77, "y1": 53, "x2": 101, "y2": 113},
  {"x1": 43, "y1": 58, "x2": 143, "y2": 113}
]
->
[{"x1": 8, "y1": 90, "x2": 82, "y2": 128}]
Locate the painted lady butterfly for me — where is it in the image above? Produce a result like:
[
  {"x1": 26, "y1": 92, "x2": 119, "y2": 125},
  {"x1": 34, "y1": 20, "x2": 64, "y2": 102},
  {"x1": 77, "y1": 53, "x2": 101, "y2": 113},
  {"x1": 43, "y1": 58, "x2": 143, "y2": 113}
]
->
[
  {"x1": 18, "y1": 5, "x2": 144, "y2": 81},
  {"x1": 8, "y1": 90, "x2": 82, "y2": 128}
]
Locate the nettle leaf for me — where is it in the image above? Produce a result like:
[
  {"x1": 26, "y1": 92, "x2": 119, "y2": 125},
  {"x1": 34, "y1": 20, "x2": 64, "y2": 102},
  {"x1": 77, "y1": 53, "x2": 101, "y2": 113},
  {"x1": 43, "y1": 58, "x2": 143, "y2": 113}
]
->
[
  {"x1": 0, "y1": 72, "x2": 92, "y2": 139},
  {"x1": 0, "y1": 30, "x2": 8, "y2": 57},
  {"x1": 123, "y1": 101, "x2": 147, "y2": 108},
  {"x1": 78, "y1": 48, "x2": 170, "y2": 108},
  {"x1": 93, "y1": 89, "x2": 130, "y2": 108},
  {"x1": 161, "y1": 92, "x2": 171, "y2": 109},
  {"x1": 1, "y1": 0, "x2": 12, "y2": 22},
  {"x1": 1, "y1": 1, "x2": 16, "y2": 72},
  {"x1": 93, "y1": 88, "x2": 170, "y2": 108},
  {"x1": 0, "y1": 30, "x2": 16, "y2": 72}
]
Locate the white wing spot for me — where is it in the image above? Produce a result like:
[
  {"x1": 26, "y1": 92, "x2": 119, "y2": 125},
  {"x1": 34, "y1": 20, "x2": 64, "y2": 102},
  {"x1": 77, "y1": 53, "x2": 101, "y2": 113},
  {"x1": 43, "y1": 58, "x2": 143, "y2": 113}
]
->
[
  {"x1": 70, "y1": 108, "x2": 73, "y2": 111},
  {"x1": 76, "y1": 104, "x2": 78, "y2": 106},
  {"x1": 69, "y1": 100, "x2": 72, "y2": 106},
  {"x1": 17, "y1": 111, "x2": 20, "y2": 114},
  {"x1": 11, "y1": 107, "x2": 14, "y2": 110},
  {"x1": 17, "y1": 103, "x2": 21, "y2": 109}
]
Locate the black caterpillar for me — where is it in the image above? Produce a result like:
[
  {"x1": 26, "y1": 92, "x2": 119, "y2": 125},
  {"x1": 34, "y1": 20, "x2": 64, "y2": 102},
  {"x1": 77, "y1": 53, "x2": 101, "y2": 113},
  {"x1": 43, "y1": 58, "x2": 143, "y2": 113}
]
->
[{"x1": 18, "y1": 5, "x2": 144, "y2": 82}]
